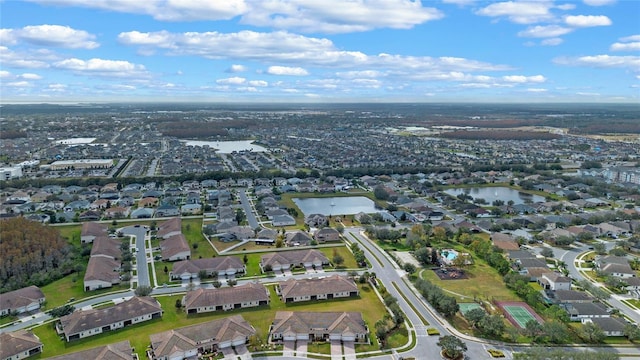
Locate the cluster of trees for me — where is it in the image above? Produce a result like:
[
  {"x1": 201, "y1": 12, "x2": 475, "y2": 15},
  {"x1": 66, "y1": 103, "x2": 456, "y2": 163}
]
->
[
  {"x1": 375, "y1": 293, "x2": 405, "y2": 348},
  {"x1": 468, "y1": 239, "x2": 511, "y2": 275},
  {"x1": 514, "y1": 347, "x2": 620, "y2": 360},
  {"x1": 463, "y1": 308, "x2": 505, "y2": 338},
  {"x1": 414, "y1": 278, "x2": 459, "y2": 318},
  {"x1": 0, "y1": 218, "x2": 74, "y2": 292},
  {"x1": 441, "y1": 130, "x2": 562, "y2": 141},
  {"x1": 364, "y1": 226, "x2": 403, "y2": 243},
  {"x1": 350, "y1": 243, "x2": 367, "y2": 267}
]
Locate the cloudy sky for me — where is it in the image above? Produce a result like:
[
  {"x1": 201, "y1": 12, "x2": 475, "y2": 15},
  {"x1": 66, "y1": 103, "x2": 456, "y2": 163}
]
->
[{"x1": 1, "y1": 0, "x2": 639, "y2": 103}]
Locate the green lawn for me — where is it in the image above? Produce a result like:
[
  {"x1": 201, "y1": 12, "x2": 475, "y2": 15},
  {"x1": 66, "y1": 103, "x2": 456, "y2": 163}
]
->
[
  {"x1": 319, "y1": 245, "x2": 358, "y2": 269},
  {"x1": 40, "y1": 273, "x2": 129, "y2": 309},
  {"x1": 33, "y1": 282, "x2": 387, "y2": 359},
  {"x1": 420, "y1": 257, "x2": 520, "y2": 303},
  {"x1": 181, "y1": 218, "x2": 217, "y2": 258}
]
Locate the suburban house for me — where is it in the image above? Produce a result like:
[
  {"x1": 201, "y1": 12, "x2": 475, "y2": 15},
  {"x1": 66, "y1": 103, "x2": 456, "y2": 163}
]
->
[
  {"x1": 539, "y1": 272, "x2": 572, "y2": 291},
  {"x1": 305, "y1": 214, "x2": 328, "y2": 228},
  {"x1": 563, "y1": 302, "x2": 610, "y2": 322},
  {"x1": 277, "y1": 275, "x2": 358, "y2": 303},
  {"x1": 546, "y1": 289, "x2": 593, "y2": 304},
  {"x1": 285, "y1": 231, "x2": 314, "y2": 247},
  {"x1": 0, "y1": 330, "x2": 43, "y2": 360},
  {"x1": 597, "y1": 256, "x2": 636, "y2": 278},
  {"x1": 259, "y1": 249, "x2": 329, "y2": 272},
  {"x1": 272, "y1": 214, "x2": 296, "y2": 227},
  {"x1": 57, "y1": 296, "x2": 162, "y2": 341},
  {"x1": 149, "y1": 315, "x2": 255, "y2": 360},
  {"x1": 155, "y1": 204, "x2": 180, "y2": 218},
  {"x1": 270, "y1": 311, "x2": 368, "y2": 343},
  {"x1": 582, "y1": 317, "x2": 627, "y2": 337},
  {"x1": 0, "y1": 286, "x2": 45, "y2": 316},
  {"x1": 156, "y1": 217, "x2": 182, "y2": 239},
  {"x1": 160, "y1": 234, "x2": 191, "y2": 262},
  {"x1": 83, "y1": 257, "x2": 121, "y2": 291},
  {"x1": 491, "y1": 233, "x2": 520, "y2": 251},
  {"x1": 170, "y1": 257, "x2": 245, "y2": 280},
  {"x1": 90, "y1": 236, "x2": 122, "y2": 260},
  {"x1": 313, "y1": 227, "x2": 341, "y2": 243},
  {"x1": 45, "y1": 340, "x2": 136, "y2": 360},
  {"x1": 81, "y1": 222, "x2": 108, "y2": 244},
  {"x1": 183, "y1": 282, "x2": 269, "y2": 314}
]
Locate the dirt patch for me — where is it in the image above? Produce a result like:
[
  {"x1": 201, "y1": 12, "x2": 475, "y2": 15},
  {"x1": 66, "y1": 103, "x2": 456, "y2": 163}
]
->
[{"x1": 433, "y1": 267, "x2": 468, "y2": 280}]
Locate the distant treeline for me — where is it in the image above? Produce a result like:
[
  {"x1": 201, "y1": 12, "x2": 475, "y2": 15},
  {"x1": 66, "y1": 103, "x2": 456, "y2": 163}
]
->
[
  {"x1": 440, "y1": 130, "x2": 562, "y2": 141},
  {"x1": 157, "y1": 119, "x2": 257, "y2": 138},
  {"x1": 0, "y1": 130, "x2": 27, "y2": 139},
  {"x1": 0, "y1": 217, "x2": 74, "y2": 293}
]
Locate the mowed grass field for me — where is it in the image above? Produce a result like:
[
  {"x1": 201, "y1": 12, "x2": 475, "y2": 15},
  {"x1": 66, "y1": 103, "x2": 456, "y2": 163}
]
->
[
  {"x1": 420, "y1": 255, "x2": 520, "y2": 303},
  {"x1": 31, "y1": 282, "x2": 388, "y2": 359}
]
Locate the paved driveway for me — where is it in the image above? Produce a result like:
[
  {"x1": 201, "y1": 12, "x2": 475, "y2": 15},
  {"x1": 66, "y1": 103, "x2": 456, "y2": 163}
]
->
[
  {"x1": 283, "y1": 340, "x2": 295, "y2": 357},
  {"x1": 235, "y1": 344, "x2": 250, "y2": 360},
  {"x1": 330, "y1": 339, "x2": 342, "y2": 360},
  {"x1": 296, "y1": 341, "x2": 307, "y2": 357},
  {"x1": 221, "y1": 346, "x2": 235, "y2": 359},
  {"x1": 343, "y1": 341, "x2": 355, "y2": 360}
]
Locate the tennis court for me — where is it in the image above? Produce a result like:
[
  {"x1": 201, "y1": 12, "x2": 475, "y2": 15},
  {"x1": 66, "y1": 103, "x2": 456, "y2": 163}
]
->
[
  {"x1": 496, "y1": 301, "x2": 543, "y2": 329},
  {"x1": 459, "y1": 303, "x2": 483, "y2": 315}
]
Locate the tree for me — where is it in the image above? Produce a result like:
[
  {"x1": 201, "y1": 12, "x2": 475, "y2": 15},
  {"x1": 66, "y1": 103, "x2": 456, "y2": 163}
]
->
[
  {"x1": 593, "y1": 243, "x2": 607, "y2": 255},
  {"x1": 163, "y1": 265, "x2": 168, "y2": 274},
  {"x1": 523, "y1": 320, "x2": 543, "y2": 340},
  {"x1": 437, "y1": 335, "x2": 467, "y2": 359},
  {"x1": 478, "y1": 314, "x2": 505, "y2": 337},
  {"x1": 243, "y1": 253, "x2": 248, "y2": 265},
  {"x1": 580, "y1": 321, "x2": 605, "y2": 343},
  {"x1": 275, "y1": 238, "x2": 284, "y2": 248},
  {"x1": 514, "y1": 348, "x2": 618, "y2": 360},
  {"x1": 542, "y1": 321, "x2": 569, "y2": 344},
  {"x1": 464, "y1": 308, "x2": 485, "y2": 328},
  {"x1": 414, "y1": 247, "x2": 431, "y2": 265},
  {"x1": 540, "y1": 247, "x2": 554, "y2": 258},
  {"x1": 198, "y1": 269, "x2": 208, "y2": 279},
  {"x1": 624, "y1": 323, "x2": 640, "y2": 341},
  {"x1": 403, "y1": 263, "x2": 416, "y2": 274},
  {"x1": 175, "y1": 299, "x2": 182, "y2": 308},
  {"x1": 134, "y1": 285, "x2": 153, "y2": 296},
  {"x1": 212, "y1": 280, "x2": 222, "y2": 288},
  {"x1": 333, "y1": 254, "x2": 344, "y2": 267},
  {"x1": 227, "y1": 279, "x2": 237, "y2": 287},
  {"x1": 336, "y1": 223, "x2": 344, "y2": 234},
  {"x1": 373, "y1": 185, "x2": 389, "y2": 200}
]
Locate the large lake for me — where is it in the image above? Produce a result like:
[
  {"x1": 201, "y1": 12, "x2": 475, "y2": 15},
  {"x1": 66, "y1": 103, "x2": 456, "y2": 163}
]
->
[
  {"x1": 444, "y1": 187, "x2": 545, "y2": 205},
  {"x1": 182, "y1": 140, "x2": 267, "y2": 153},
  {"x1": 293, "y1": 196, "x2": 379, "y2": 216}
]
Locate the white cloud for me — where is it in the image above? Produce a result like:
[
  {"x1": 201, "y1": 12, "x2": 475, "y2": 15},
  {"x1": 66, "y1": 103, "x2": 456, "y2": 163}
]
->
[
  {"x1": 476, "y1": 1, "x2": 554, "y2": 24},
  {"x1": 242, "y1": 0, "x2": 443, "y2": 33},
  {"x1": 554, "y1": 55, "x2": 640, "y2": 70},
  {"x1": 216, "y1": 76, "x2": 246, "y2": 85},
  {"x1": 610, "y1": 35, "x2": 640, "y2": 52},
  {"x1": 248, "y1": 80, "x2": 268, "y2": 87},
  {"x1": 556, "y1": 4, "x2": 576, "y2": 10},
  {"x1": 583, "y1": 0, "x2": 616, "y2": 6},
  {"x1": 6, "y1": 81, "x2": 31, "y2": 87},
  {"x1": 118, "y1": 30, "x2": 511, "y2": 74},
  {"x1": 0, "y1": 70, "x2": 11, "y2": 78},
  {"x1": 47, "y1": 83, "x2": 67, "y2": 90},
  {"x1": 541, "y1": 38, "x2": 563, "y2": 46},
  {"x1": 0, "y1": 46, "x2": 50, "y2": 68},
  {"x1": 527, "y1": 88, "x2": 548, "y2": 92},
  {"x1": 564, "y1": 15, "x2": 611, "y2": 27},
  {"x1": 53, "y1": 58, "x2": 148, "y2": 77},
  {"x1": 20, "y1": 73, "x2": 42, "y2": 80},
  {"x1": 502, "y1": 75, "x2": 546, "y2": 83},
  {"x1": 227, "y1": 64, "x2": 248, "y2": 73},
  {"x1": 30, "y1": 0, "x2": 442, "y2": 33},
  {"x1": 267, "y1": 66, "x2": 309, "y2": 76},
  {"x1": 336, "y1": 70, "x2": 382, "y2": 78},
  {"x1": 2, "y1": 24, "x2": 99, "y2": 49},
  {"x1": 611, "y1": 42, "x2": 640, "y2": 52},
  {"x1": 518, "y1": 25, "x2": 573, "y2": 38}
]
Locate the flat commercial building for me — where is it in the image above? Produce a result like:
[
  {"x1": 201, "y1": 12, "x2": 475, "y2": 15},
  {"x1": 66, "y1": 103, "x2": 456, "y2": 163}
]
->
[{"x1": 49, "y1": 159, "x2": 113, "y2": 170}]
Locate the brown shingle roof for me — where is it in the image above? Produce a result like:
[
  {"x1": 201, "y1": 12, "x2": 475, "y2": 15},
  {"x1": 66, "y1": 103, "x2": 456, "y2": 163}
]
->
[
  {"x1": 81, "y1": 221, "x2": 107, "y2": 237},
  {"x1": 271, "y1": 311, "x2": 366, "y2": 337},
  {"x1": 0, "y1": 285, "x2": 44, "y2": 312},
  {"x1": 45, "y1": 340, "x2": 133, "y2": 360},
  {"x1": 90, "y1": 236, "x2": 122, "y2": 259},
  {"x1": 150, "y1": 315, "x2": 255, "y2": 358},
  {"x1": 157, "y1": 217, "x2": 181, "y2": 238},
  {"x1": 172, "y1": 257, "x2": 244, "y2": 274},
  {"x1": 0, "y1": 330, "x2": 42, "y2": 359},
  {"x1": 183, "y1": 282, "x2": 268, "y2": 310},
  {"x1": 59, "y1": 297, "x2": 162, "y2": 336},
  {"x1": 279, "y1": 275, "x2": 357, "y2": 300},
  {"x1": 84, "y1": 257, "x2": 121, "y2": 283},
  {"x1": 260, "y1": 249, "x2": 329, "y2": 268}
]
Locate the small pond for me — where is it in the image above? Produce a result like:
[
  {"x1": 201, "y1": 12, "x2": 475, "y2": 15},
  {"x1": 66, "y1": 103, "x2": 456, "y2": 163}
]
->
[
  {"x1": 444, "y1": 187, "x2": 545, "y2": 205},
  {"x1": 293, "y1": 196, "x2": 379, "y2": 217}
]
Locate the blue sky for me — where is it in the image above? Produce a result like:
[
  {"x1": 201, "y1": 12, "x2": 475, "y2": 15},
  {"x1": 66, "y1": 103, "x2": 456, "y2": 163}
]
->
[{"x1": 1, "y1": 0, "x2": 639, "y2": 103}]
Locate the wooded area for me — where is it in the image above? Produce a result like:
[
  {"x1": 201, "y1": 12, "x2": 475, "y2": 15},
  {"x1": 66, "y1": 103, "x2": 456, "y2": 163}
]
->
[{"x1": 0, "y1": 218, "x2": 74, "y2": 293}]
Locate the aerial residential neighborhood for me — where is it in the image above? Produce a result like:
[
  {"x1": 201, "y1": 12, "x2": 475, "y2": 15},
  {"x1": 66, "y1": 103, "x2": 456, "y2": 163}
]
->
[{"x1": 0, "y1": 103, "x2": 639, "y2": 360}]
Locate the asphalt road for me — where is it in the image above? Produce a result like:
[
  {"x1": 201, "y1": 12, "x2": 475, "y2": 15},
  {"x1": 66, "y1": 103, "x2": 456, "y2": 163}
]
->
[
  {"x1": 120, "y1": 225, "x2": 151, "y2": 288},
  {"x1": 238, "y1": 189, "x2": 260, "y2": 229}
]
